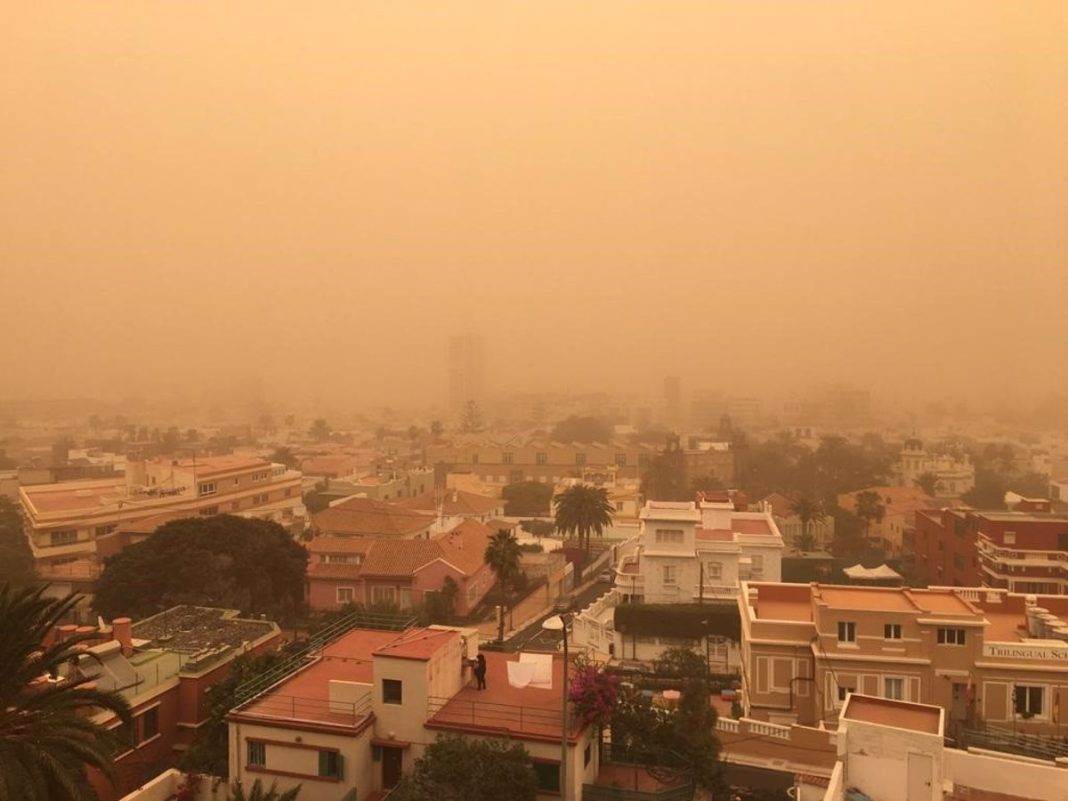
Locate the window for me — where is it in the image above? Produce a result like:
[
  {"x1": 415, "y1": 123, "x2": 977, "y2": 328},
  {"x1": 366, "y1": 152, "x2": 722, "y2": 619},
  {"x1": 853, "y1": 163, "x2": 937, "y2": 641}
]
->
[
  {"x1": 198, "y1": 505, "x2": 219, "y2": 516},
  {"x1": 837, "y1": 685, "x2": 852, "y2": 702},
  {"x1": 140, "y1": 707, "x2": 159, "y2": 741},
  {"x1": 655, "y1": 529, "x2": 684, "y2": 545},
  {"x1": 615, "y1": 453, "x2": 627, "y2": 467},
  {"x1": 471, "y1": 453, "x2": 479, "y2": 465},
  {"x1": 575, "y1": 453, "x2": 587, "y2": 466},
  {"x1": 704, "y1": 562, "x2": 723, "y2": 581},
  {"x1": 1014, "y1": 685, "x2": 1044, "y2": 717},
  {"x1": 884, "y1": 624, "x2": 902, "y2": 640},
  {"x1": 252, "y1": 471, "x2": 269, "y2": 481},
  {"x1": 50, "y1": 530, "x2": 78, "y2": 547},
  {"x1": 337, "y1": 587, "x2": 354, "y2": 604},
  {"x1": 372, "y1": 586, "x2": 398, "y2": 605},
  {"x1": 883, "y1": 677, "x2": 904, "y2": 701},
  {"x1": 937, "y1": 628, "x2": 966, "y2": 645},
  {"x1": 662, "y1": 565, "x2": 678, "y2": 585},
  {"x1": 94, "y1": 525, "x2": 116, "y2": 537},
  {"x1": 231, "y1": 501, "x2": 241, "y2": 511},
  {"x1": 532, "y1": 761, "x2": 560, "y2": 794},
  {"x1": 1004, "y1": 531, "x2": 1016, "y2": 545},
  {"x1": 198, "y1": 482, "x2": 217, "y2": 496},
  {"x1": 536, "y1": 452, "x2": 548, "y2": 465},
  {"x1": 584, "y1": 743, "x2": 592, "y2": 767},
  {"x1": 247, "y1": 740, "x2": 266, "y2": 767},
  {"x1": 503, "y1": 452, "x2": 514, "y2": 465},
  {"x1": 382, "y1": 679, "x2": 403, "y2": 705},
  {"x1": 749, "y1": 554, "x2": 764, "y2": 577},
  {"x1": 233, "y1": 478, "x2": 240, "y2": 485},
  {"x1": 318, "y1": 750, "x2": 343, "y2": 779},
  {"x1": 251, "y1": 493, "x2": 269, "y2": 504},
  {"x1": 837, "y1": 622, "x2": 857, "y2": 643}
]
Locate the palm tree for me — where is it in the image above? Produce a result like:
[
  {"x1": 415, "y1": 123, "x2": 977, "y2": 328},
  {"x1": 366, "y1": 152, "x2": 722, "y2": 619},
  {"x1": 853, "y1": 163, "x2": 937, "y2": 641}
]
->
[
  {"x1": 553, "y1": 484, "x2": 614, "y2": 583},
  {"x1": 854, "y1": 490, "x2": 886, "y2": 544},
  {"x1": 229, "y1": 779, "x2": 302, "y2": 801},
  {"x1": 484, "y1": 530, "x2": 523, "y2": 642},
  {"x1": 789, "y1": 495, "x2": 825, "y2": 552},
  {"x1": 0, "y1": 585, "x2": 132, "y2": 801}
]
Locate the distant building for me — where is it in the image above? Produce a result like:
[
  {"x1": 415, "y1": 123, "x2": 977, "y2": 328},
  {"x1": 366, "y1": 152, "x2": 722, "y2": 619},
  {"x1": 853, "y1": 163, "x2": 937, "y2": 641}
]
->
[
  {"x1": 448, "y1": 332, "x2": 486, "y2": 415},
  {"x1": 20, "y1": 455, "x2": 304, "y2": 586},
  {"x1": 837, "y1": 486, "x2": 940, "y2": 557},
  {"x1": 395, "y1": 487, "x2": 503, "y2": 530},
  {"x1": 896, "y1": 438, "x2": 975, "y2": 498},
  {"x1": 739, "y1": 581, "x2": 1068, "y2": 735},
  {"x1": 305, "y1": 519, "x2": 497, "y2": 614},
  {"x1": 227, "y1": 626, "x2": 599, "y2": 800},
  {"x1": 662, "y1": 376, "x2": 682, "y2": 429},
  {"x1": 316, "y1": 467, "x2": 436, "y2": 503}
]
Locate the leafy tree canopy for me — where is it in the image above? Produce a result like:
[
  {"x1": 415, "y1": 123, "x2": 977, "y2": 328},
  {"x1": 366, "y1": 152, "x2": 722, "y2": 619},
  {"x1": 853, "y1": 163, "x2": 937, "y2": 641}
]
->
[
  {"x1": 549, "y1": 415, "x2": 612, "y2": 444},
  {"x1": 94, "y1": 516, "x2": 308, "y2": 622},
  {"x1": 388, "y1": 734, "x2": 537, "y2": 801},
  {"x1": 502, "y1": 481, "x2": 554, "y2": 517}
]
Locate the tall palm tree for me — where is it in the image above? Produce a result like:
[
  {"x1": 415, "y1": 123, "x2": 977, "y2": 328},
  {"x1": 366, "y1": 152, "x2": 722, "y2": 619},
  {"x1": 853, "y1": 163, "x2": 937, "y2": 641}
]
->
[
  {"x1": 484, "y1": 530, "x2": 523, "y2": 642},
  {"x1": 0, "y1": 585, "x2": 132, "y2": 801},
  {"x1": 789, "y1": 495, "x2": 825, "y2": 553},
  {"x1": 553, "y1": 484, "x2": 615, "y2": 584},
  {"x1": 229, "y1": 778, "x2": 301, "y2": 801},
  {"x1": 854, "y1": 491, "x2": 886, "y2": 544}
]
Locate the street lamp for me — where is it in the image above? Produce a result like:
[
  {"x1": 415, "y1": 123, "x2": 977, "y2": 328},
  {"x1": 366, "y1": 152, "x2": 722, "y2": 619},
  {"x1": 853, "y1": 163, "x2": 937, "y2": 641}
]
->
[{"x1": 542, "y1": 612, "x2": 572, "y2": 801}]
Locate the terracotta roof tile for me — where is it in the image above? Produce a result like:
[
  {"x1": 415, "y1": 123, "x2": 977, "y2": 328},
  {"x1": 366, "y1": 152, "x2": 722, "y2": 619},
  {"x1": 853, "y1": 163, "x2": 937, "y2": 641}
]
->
[
  {"x1": 312, "y1": 497, "x2": 434, "y2": 536},
  {"x1": 359, "y1": 538, "x2": 444, "y2": 577},
  {"x1": 434, "y1": 520, "x2": 493, "y2": 576}
]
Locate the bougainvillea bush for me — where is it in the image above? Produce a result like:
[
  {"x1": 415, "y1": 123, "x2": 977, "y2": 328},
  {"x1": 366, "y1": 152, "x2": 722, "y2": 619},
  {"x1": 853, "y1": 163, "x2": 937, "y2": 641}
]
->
[{"x1": 568, "y1": 657, "x2": 619, "y2": 726}]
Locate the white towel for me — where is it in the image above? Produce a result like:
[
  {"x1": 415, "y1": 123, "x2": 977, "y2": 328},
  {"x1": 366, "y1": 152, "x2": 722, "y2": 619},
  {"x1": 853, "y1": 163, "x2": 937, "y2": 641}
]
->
[
  {"x1": 507, "y1": 661, "x2": 536, "y2": 688},
  {"x1": 519, "y1": 652, "x2": 553, "y2": 689}
]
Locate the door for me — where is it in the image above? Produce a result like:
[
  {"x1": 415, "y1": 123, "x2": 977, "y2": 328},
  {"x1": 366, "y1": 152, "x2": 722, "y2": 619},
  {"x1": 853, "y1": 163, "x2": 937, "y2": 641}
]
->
[
  {"x1": 382, "y1": 747, "x2": 404, "y2": 789},
  {"x1": 906, "y1": 752, "x2": 933, "y2": 801},
  {"x1": 951, "y1": 683, "x2": 968, "y2": 722}
]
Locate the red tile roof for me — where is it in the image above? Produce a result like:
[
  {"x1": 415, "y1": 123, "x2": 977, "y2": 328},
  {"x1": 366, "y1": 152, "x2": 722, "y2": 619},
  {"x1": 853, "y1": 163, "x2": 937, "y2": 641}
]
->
[
  {"x1": 360, "y1": 539, "x2": 443, "y2": 577},
  {"x1": 313, "y1": 497, "x2": 434, "y2": 537},
  {"x1": 434, "y1": 520, "x2": 493, "y2": 576},
  {"x1": 733, "y1": 518, "x2": 773, "y2": 536},
  {"x1": 306, "y1": 536, "x2": 377, "y2": 555},
  {"x1": 397, "y1": 489, "x2": 501, "y2": 517}
]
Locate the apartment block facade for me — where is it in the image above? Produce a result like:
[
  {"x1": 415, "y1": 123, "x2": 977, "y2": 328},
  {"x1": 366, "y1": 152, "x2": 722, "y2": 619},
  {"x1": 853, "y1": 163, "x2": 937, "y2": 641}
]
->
[
  {"x1": 425, "y1": 440, "x2": 653, "y2": 484},
  {"x1": 20, "y1": 455, "x2": 304, "y2": 583},
  {"x1": 739, "y1": 581, "x2": 1068, "y2": 737}
]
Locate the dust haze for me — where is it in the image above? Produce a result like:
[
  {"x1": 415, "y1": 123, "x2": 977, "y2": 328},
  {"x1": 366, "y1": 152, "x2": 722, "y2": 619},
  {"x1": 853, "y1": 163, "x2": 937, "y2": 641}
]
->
[{"x1": 3, "y1": 1, "x2": 1066, "y2": 411}]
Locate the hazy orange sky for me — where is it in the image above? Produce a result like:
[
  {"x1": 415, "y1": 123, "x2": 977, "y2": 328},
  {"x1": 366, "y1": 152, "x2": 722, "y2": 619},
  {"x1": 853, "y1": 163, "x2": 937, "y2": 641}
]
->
[{"x1": 3, "y1": 2, "x2": 1065, "y2": 409}]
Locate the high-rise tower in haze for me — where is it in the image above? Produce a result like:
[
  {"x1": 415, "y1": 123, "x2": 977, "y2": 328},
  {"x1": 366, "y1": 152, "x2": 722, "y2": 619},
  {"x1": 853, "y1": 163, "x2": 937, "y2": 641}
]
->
[{"x1": 449, "y1": 333, "x2": 486, "y2": 415}]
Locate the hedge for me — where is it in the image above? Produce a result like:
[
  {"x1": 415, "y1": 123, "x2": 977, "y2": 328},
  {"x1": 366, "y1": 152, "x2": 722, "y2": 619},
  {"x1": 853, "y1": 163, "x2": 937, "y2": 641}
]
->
[{"x1": 613, "y1": 603, "x2": 741, "y2": 641}]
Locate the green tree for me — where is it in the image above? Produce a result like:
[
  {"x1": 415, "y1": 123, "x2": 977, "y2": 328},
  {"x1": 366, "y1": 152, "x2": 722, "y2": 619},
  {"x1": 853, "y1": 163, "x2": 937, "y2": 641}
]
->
[
  {"x1": 915, "y1": 472, "x2": 941, "y2": 497},
  {"x1": 308, "y1": 419, "x2": 331, "y2": 442},
  {"x1": 549, "y1": 415, "x2": 612, "y2": 444},
  {"x1": 502, "y1": 481, "x2": 554, "y2": 516},
  {"x1": 181, "y1": 650, "x2": 288, "y2": 777},
  {"x1": 553, "y1": 484, "x2": 614, "y2": 557},
  {"x1": 430, "y1": 419, "x2": 444, "y2": 437},
  {"x1": 459, "y1": 401, "x2": 484, "y2": 434},
  {"x1": 94, "y1": 516, "x2": 308, "y2": 622},
  {"x1": 422, "y1": 576, "x2": 459, "y2": 625},
  {"x1": 0, "y1": 586, "x2": 133, "y2": 801},
  {"x1": 854, "y1": 490, "x2": 886, "y2": 542},
  {"x1": 484, "y1": 529, "x2": 522, "y2": 642},
  {"x1": 0, "y1": 497, "x2": 36, "y2": 587},
  {"x1": 388, "y1": 734, "x2": 537, "y2": 801},
  {"x1": 610, "y1": 648, "x2": 723, "y2": 798},
  {"x1": 228, "y1": 779, "x2": 301, "y2": 801},
  {"x1": 790, "y1": 495, "x2": 825, "y2": 552},
  {"x1": 641, "y1": 438, "x2": 689, "y2": 502},
  {"x1": 270, "y1": 447, "x2": 299, "y2": 470},
  {"x1": 962, "y1": 468, "x2": 1009, "y2": 509}
]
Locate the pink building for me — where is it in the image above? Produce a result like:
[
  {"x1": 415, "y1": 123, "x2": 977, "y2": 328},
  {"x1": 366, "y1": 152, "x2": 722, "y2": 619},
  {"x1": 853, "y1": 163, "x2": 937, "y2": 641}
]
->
[{"x1": 306, "y1": 519, "x2": 497, "y2": 616}]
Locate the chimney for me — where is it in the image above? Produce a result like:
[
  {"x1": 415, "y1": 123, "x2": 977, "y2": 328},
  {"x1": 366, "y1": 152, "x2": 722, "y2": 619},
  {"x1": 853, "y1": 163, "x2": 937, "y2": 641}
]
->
[
  {"x1": 451, "y1": 490, "x2": 458, "y2": 503},
  {"x1": 113, "y1": 617, "x2": 133, "y2": 656},
  {"x1": 57, "y1": 624, "x2": 78, "y2": 643},
  {"x1": 75, "y1": 625, "x2": 97, "y2": 645}
]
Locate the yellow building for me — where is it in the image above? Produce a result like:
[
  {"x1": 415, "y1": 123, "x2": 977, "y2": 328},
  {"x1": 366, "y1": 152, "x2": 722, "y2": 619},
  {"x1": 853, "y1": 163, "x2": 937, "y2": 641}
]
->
[{"x1": 739, "y1": 581, "x2": 1068, "y2": 737}]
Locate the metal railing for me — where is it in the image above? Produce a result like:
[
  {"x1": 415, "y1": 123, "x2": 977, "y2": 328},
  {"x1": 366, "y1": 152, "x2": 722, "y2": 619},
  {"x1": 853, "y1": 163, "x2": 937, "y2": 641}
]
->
[
  {"x1": 233, "y1": 607, "x2": 417, "y2": 707},
  {"x1": 240, "y1": 692, "x2": 373, "y2": 725},
  {"x1": 955, "y1": 723, "x2": 1068, "y2": 761}
]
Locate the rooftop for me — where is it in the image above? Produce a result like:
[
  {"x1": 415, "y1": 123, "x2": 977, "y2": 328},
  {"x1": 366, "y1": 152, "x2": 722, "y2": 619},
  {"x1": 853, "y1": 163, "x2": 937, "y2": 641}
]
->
[
  {"x1": 397, "y1": 489, "x2": 501, "y2": 517},
  {"x1": 842, "y1": 694, "x2": 942, "y2": 735},
  {"x1": 312, "y1": 497, "x2": 435, "y2": 536},
  {"x1": 166, "y1": 455, "x2": 269, "y2": 477},
  {"x1": 133, "y1": 606, "x2": 278, "y2": 654},
  {"x1": 372, "y1": 627, "x2": 458, "y2": 661}
]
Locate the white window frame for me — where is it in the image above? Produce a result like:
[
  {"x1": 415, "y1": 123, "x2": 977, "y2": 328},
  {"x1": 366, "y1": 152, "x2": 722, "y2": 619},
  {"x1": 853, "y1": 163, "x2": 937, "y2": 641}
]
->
[
  {"x1": 884, "y1": 623, "x2": 902, "y2": 640},
  {"x1": 837, "y1": 621, "x2": 857, "y2": 644},
  {"x1": 937, "y1": 627, "x2": 966, "y2": 645},
  {"x1": 662, "y1": 565, "x2": 678, "y2": 585},
  {"x1": 1014, "y1": 685, "x2": 1045, "y2": 718},
  {"x1": 704, "y1": 561, "x2": 723, "y2": 581},
  {"x1": 198, "y1": 482, "x2": 217, "y2": 497},
  {"x1": 883, "y1": 676, "x2": 905, "y2": 701},
  {"x1": 655, "y1": 529, "x2": 684, "y2": 545},
  {"x1": 336, "y1": 587, "x2": 355, "y2": 604}
]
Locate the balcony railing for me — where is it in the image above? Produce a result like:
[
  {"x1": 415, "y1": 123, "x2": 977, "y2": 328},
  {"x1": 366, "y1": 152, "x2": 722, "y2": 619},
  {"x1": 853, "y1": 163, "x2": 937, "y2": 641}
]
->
[
  {"x1": 240, "y1": 693, "x2": 373, "y2": 726},
  {"x1": 427, "y1": 696, "x2": 580, "y2": 737}
]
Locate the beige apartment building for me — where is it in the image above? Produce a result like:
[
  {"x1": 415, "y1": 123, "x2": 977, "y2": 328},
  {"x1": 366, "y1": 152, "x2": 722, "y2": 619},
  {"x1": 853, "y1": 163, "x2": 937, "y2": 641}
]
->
[
  {"x1": 20, "y1": 455, "x2": 304, "y2": 583},
  {"x1": 739, "y1": 581, "x2": 1068, "y2": 736},
  {"x1": 425, "y1": 439, "x2": 654, "y2": 484}
]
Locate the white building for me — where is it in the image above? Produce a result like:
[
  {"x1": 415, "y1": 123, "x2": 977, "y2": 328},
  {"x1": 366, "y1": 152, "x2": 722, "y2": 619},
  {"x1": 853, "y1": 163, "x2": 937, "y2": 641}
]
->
[
  {"x1": 570, "y1": 495, "x2": 784, "y2": 670},
  {"x1": 897, "y1": 439, "x2": 975, "y2": 499},
  {"x1": 805, "y1": 693, "x2": 1067, "y2": 801}
]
